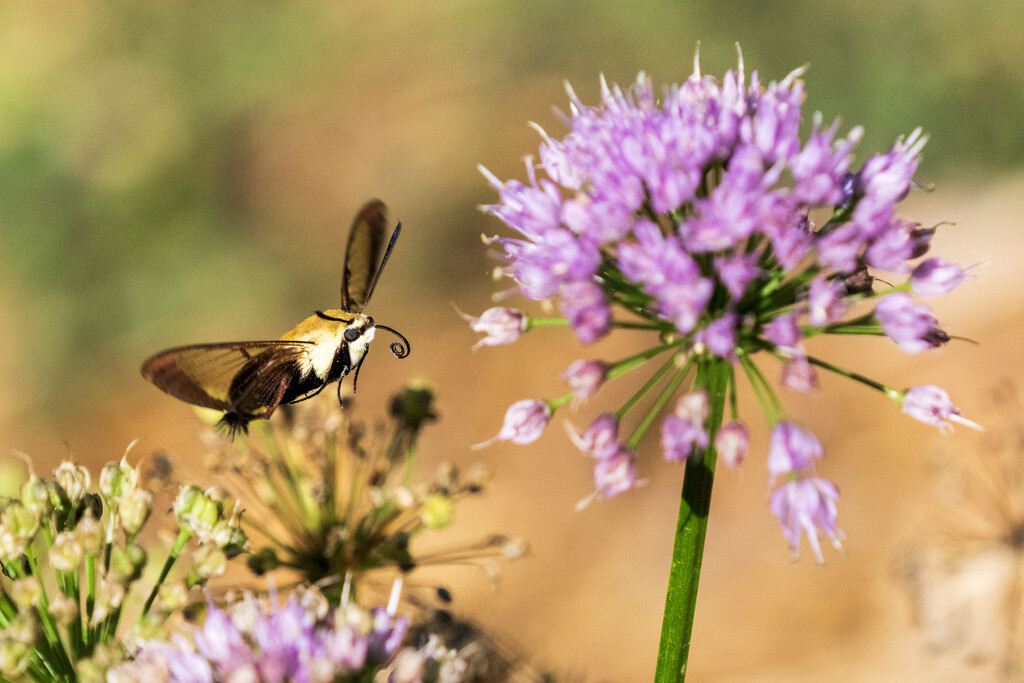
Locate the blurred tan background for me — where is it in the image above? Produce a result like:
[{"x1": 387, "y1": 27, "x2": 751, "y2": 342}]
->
[{"x1": 2, "y1": 2, "x2": 1023, "y2": 680}]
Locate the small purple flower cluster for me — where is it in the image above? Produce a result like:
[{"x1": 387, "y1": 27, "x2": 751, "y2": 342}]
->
[
  {"x1": 470, "y1": 55, "x2": 977, "y2": 561},
  {"x1": 116, "y1": 592, "x2": 408, "y2": 682}
]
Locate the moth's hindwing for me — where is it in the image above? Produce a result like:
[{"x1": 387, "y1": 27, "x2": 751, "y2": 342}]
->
[
  {"x1": 341, "y1": 199, "x2": 389, "y2": 313},
  {"x1": 140, "y1": 340, "x2": 314, "y2": 418}
]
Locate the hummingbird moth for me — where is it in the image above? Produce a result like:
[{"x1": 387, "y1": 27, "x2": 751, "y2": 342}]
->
[{"x1": 141, "y1": 199, "x2": 410, "y2": 437}]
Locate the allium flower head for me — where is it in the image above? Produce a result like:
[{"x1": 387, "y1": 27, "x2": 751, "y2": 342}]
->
[
  {"x1": 208, "y1": 387, "x2": 526, "y2": 606},
  {"x1": 472, "y1": 52, "x2": 974, "y2": 560}
]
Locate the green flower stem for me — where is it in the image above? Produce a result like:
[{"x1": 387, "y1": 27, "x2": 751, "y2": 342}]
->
[
  {"x1": 736, "y1": 352, "x2": 784, "y2": 424},
  {"x1": 625, "y1": 362, "x2": 692, "y2": 451},
  {"x1": 801, "y1": 353, "x2": 894, "y2": 396},
  {"x1": 139, "y1": 528, "x2": 191, "y2": 620},
  {"x1": 524, "y1": 317, "x2": 568, "y2": 330},
  {"x1": 655, "y1": 358, "x2": 731, "y2": 683},
  {"x1": 24, "y1": 550, "x2": 74, "y2": 680},
  {"x1": 84, "y1": 553, "x2": 97, "y2": 650},
  {"x1": 607, "y1": 343, "x2": 680, "y2": 381},
  {"x1": 617, "y1": 353, "x2": 682, "y2": 422}
]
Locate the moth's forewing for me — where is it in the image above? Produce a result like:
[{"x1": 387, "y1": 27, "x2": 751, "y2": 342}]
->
[
  {"x1": 141, "y1": 341, "x2": 313, "y2": 416},
  {"x1": 341, "y1": 199, "x2": 389, "y2": 313}
]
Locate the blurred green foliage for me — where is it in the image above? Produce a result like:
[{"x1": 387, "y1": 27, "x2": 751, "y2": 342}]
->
[{"x1": 1, "y1": 1, "x2": 1021, "y2": 419}]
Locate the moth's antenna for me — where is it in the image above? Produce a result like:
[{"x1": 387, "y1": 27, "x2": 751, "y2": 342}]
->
[{"x1": 362, "y1": 222, "x2": 402, "y2": 311}]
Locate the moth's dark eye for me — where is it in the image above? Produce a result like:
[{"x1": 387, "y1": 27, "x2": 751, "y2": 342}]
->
[{"x1": 343, "y1": 327, "x2": 360, "y2": 343}]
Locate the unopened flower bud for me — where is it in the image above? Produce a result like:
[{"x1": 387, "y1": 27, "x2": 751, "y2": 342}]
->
[
  {"x1": 91, "y1": 574, "x2": 125, "y2": 625},
  {"x1": 421, "y1": 495, "x2": 454, "y2": 530},
  {"x1": 474, "y1": 400, "x2": 551, "y2": 448},
  {"x1": 99, "y1": 461, "x2": 131, "y2": 504},
  {"x1": 463, "y1": 307, "x2": 527, "y2": 348},
  {"x1": 49, "y1": 592, "x2": 79, "y2": 626},
  {"x1": 0, "y1": 613, "x2": 36, "y2": 676},
  {"x1": 715, "y1": 422, "x2": 750, "y2": 468},
  {"x1": 562, "y1": 359, "x2": 606, "y2": 401},
  {"x1": 75, "y1": 511, "x2": 104, "y2": 556},
  {"x1": 767, "y1": 422, "x2": 823, "y2": 479},
  {"x1": 0, "y1": 503, "x2": 39, "y2": 561},
  {"x1": 174, "y1": 486, "x2": 222, "y2": 536},
  {"x1": 901, "y1": 385, "x2": 981, "y2": 433},
  {"x1": 19, "y1": 477, "x2": 51, "y2": 518},
  {"x1": 594, "y1": 449, "x2": 637, "y2": 500},
  {"x1": 109, "y1": 544, "x2": 147, "y2": 583},
  {"x1": 54, "y1": 462, "x2": 90, "y2": 506},
  {"x1": 157, "y1": 581, "x2": 190, "y2": 612},
  {"x1": 50, "y1": 532, "x2": 84, "y2": 572},
  {"x1": 910, "y1": 257, "x2": 970, "y2": 298},
  {"x1": 9, "y1": 577, "x2": 40, "y2": 608},
  {"x1": 189, "y1": 543, "x2": 227, "y2": 584},
  {"x1": 119, "y1": 487, "x2": 153, "y2": 538}
]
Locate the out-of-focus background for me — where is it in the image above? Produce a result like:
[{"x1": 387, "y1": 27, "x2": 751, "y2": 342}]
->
[{"x1": 2, "y1": 2, "x2": 1023, "y2": 680}]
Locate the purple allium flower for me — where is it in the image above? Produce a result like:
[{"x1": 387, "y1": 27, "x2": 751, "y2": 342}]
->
[
  {"x1": 768, "y1": 422, "x2": 823, "y2": 479},
  {"x1": 193, "y1": 601, "x2": 250, "y2": 674},
  {"x1": 790, "y1": 116, "x2": 862, "y2": 207},
  {"x1": 120, "y1": 590, "x2": 403, "y2": 682},
  {"x1": 568, "y1": 413, "x2": 620, "y2": 460},
  {"x1": 476, "y1": 57, "x2": 971, "y2": 564},
  {"x1": 697, "y1": 313, "x2": 738, "y2": 359},
  {"x1": 661, "y1": 391, "x2": 710, "y2": 463},
  {"x1": 715, "y1": 252, "x2": 760, "y2": 303},
  {"x1": 559, "y1": 280, "x2": 611, "y2": 343},
  {"x1": 715, "y1": 422, "x2": 750, "y2": 468},
  {"x1": 593, "y1": 449, "x2": 637, "y2": 500},
  {"x1": 763, "y1": 312, "x2": 802, "y2": 351},
  {"x1": 901, "y1": 385, "x2": 980, "y2": 433},
  {"x1": 910, "y1": 257, "x2": 970, "y2": 298},
  {"x1": 874, "y1": 292, "x2": 949, "y2": 353},
  {"x1": 770, "y1": 477, "x2": 843, "y2": 563},
  {"x1": 476, "y1": 400, "x2": 551, "y2": 448},
  {"x1": 562, "y1": 359, "x2": 608, "y2": 401},
  {"x1": 463, "y1": 307, "x2": 527, "y2": 348},
  {"x1": 781, "y1": 354, "x2": 819, "y2": 393},
  {"x1": 807, "y1": 277, "x2": 849, "y2": 327}
]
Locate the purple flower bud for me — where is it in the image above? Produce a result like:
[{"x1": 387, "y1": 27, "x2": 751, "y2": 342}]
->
[
  {"x1": 562, "y1": 359, "x2": 607, "y2": 401},
  {"x1": 910, "y1": 258, "x2": 969, "y2": 298},
  {"x1": 716, "y1": 422, "x2": 750, "y2": 468},
  {"x1": 715, "y1": 252, "x2": 760, "y2": 302},
  {"x1": 770, "y1": 477, "x2": 843, "y2": 563},
  {"x1": 856, "y1": 128, "x2": 925, "y2": 206},
  {"x1": 807, "y1": 277, "x2": 849, "y2": 327},
  {"x1": 559, "y1": 280, "x2": 611, "y2": 344},
  {"x1": 763, "y1": 312, "x2": 802, "y2": 350},
  {"x1": 568, "y1": 413, "x2": 619, "y2": 460},
  {"x1": 816, "y1": 223, "x2": 865, "y2": 275},
  {"x1": 479, "y1": 161, "x2": 563, "y2": 242},
  {"x1": 593, "y1": 449, "x2": 637, "y2": 499},
  {"x1": 864, "y1": 218, "x2": 915, "y2": 272},
  {"x1": 768, "y1": 422, "x2": 823, "y2": 478},
  {"x1": 901, "y1": 385, "x2": 980, "y2": 433},
  {"x1": 790, "y1": 119, "x2": 862, "y2": 207},
  {"x1": 463, "y1": 307, "x2": 527, "y2": 348},
  {"x1": 661, "y1": 392, "x2": 710, "y2": 462},
  {"x1": 697, "y1": 313, "x2": 738, "y2": 359},
  {"x1": 475, "y1": 400, "x2": 551, "y2": 448},
  {"x1": 874, "y1": 292, "x2": 949, "y2": 353},
  {"x1": 781, "y1": 354, "x2": 818, "y2": 393},
  {"x1": 194, "y1": 602, "x2": 250, "y2": 670}
]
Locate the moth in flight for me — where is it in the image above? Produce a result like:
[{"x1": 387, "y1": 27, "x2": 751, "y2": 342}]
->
[{"x1": 141, "y1": 199, "x2": 410, "y2": 437}]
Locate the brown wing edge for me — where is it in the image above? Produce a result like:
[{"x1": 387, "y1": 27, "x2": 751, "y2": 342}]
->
[
  {"x1": 140, "y1": 341, "x2": 313, "y2": 413},
  {"x1": 341, "y1": 199, "x2": 388, "y2": 313}
]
